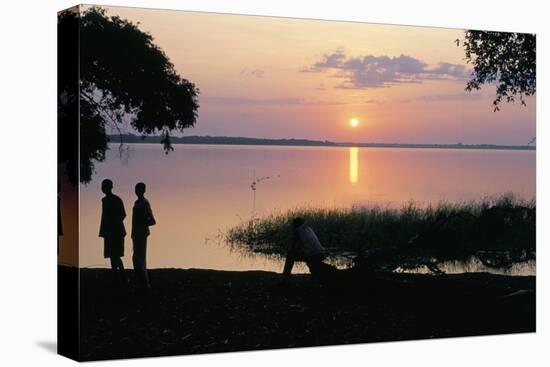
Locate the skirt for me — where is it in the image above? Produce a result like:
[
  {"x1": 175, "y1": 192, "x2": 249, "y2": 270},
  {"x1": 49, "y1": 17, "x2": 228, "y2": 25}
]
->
[{"x1": 104, "y1": 236, "x2": 125, "y2": 258}]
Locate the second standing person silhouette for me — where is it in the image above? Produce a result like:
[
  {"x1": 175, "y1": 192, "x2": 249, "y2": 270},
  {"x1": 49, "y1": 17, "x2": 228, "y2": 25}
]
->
[{"x1": 132, "y1": 182, "x2": 156, "y2": 288}]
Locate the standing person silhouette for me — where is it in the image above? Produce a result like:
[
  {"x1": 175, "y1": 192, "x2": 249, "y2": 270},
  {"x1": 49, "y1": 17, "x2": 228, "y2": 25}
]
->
[
  {"x1": 99, "y1": 179, "x2": 126, "y2": 274},
  {"x1": 131, "y1": 182, "x2": 156, "y2": 288}
]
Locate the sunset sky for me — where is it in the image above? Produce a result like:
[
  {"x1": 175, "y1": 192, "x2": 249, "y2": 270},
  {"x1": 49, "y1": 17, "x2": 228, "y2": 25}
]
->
[{"x1": 94, "y1": 5, "x2": 535, "y2": 145}]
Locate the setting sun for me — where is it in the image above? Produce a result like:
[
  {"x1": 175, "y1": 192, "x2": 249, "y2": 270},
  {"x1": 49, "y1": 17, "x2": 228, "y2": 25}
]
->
[{"x1": 350, "y1": 118, "x2": 359, "y2": 127}]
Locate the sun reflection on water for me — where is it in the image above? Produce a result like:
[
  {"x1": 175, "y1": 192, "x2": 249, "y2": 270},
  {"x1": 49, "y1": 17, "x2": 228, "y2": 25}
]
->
[{"x1": 349, "y1": 147, "x2": 358, "y2": 184}]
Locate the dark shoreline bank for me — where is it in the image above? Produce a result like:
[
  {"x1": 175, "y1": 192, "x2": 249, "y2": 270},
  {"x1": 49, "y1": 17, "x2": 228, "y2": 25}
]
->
[{"x1": 69, "y1": 266, "x2": 535, "y2": 361}]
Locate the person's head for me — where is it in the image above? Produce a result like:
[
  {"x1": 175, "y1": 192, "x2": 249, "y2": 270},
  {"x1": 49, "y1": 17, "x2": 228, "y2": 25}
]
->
[
  {"x1": 101, "y1": 179, "x2": 113, "y2": 195},
  {"x1": 292, "y1": 217, "x2": 304, "y2": 229},
  {"x1": 135, "y1": 182, "x2": 146, "y2": 198}
]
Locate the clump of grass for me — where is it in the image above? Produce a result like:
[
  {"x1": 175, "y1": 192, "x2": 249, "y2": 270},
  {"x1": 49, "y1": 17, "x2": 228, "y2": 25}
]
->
[{"x1": 225, "y1": 194, "x2": 535, "y2": 273}]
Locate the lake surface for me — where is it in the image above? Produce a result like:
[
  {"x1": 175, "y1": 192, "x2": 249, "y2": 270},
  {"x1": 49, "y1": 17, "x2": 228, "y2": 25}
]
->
[{"x1": 78, "y1": 144, "x2": 535, "y2": 272}]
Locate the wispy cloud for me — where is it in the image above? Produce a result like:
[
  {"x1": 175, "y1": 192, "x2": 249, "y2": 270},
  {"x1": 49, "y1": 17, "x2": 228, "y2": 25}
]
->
[
  {"x1": 303, "y1": 49, "x2": 471, "y2": 89},
  {"x1": 416, "y1": 92, "x2": 483, "y2": 102},
  {"x1": 202, "y1": 95, "x2": 347, "y2": 106},
  {"x1": 240, "y1": 68, "x2": 265, "y2": 78},
  {"x1": 426, "y1": 62, "x2": 469, "y2": 80},
  {"x1": 364, "y1": 98, "x2": 385, "y2": 104}
]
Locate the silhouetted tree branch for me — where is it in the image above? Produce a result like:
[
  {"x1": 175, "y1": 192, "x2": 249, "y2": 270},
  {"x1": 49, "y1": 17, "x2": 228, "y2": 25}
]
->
[{"x1": 459, "y1": 30, "x2": 535, "y2": 111}]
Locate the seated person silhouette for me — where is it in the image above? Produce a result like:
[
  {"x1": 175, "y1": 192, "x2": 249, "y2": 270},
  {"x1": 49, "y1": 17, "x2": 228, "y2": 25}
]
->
[
  {"x1": 131, "y1": 182, "x2": 156, "y2": 288},
  {"x1": 99, "y1": 179, "x2": 126, "y2": 274},
  {"x1": 282, "y1": 217, "x2": 335, "y2": 282}
]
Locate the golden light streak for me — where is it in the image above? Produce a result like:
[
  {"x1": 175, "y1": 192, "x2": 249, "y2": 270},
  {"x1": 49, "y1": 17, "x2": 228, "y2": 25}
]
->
[{"x1": 349, "y1": 147, "x2": 359, "y2": 184}]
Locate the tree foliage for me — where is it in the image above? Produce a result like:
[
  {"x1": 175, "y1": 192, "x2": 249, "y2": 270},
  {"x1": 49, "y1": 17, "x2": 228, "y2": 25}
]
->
[
  {"x1": 460, "y1": 30, "x2": 535, "y2": 111},
  {"x1": 59, "y1": 7, "x2": 199, "y2": 183},
  {"x1": 58, "y1": 8, "x2": 80, "y2": 184}
]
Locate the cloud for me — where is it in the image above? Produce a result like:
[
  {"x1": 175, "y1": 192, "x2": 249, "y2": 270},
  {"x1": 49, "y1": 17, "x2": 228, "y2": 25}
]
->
[
  {"x1": 304, "y1": 49, "x2": 471, "y2": 89},
  {"x1": 302, "y1": 48, "x2": 347, "y2": 73},
  {"x1": 240, "y1": 68, "x2": 265, "y2": 78},
  {"x1": 425, "y1": 62, "x2": 470, "y2": 80},
  {"x1": 416, "y1": 92, "x2": 483, "y2": 102},
  {"x1": 202, "y1": 95, "x2": 347, "y2": 106},
  {"x1": 313, "y1": 47, "x2": 347, "y2": 69}
]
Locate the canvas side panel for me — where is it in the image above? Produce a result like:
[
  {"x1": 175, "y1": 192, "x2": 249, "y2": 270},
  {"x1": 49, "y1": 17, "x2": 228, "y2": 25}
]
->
[{"x1": 57, "y1": 5, "x2": 81, "y2": 361}]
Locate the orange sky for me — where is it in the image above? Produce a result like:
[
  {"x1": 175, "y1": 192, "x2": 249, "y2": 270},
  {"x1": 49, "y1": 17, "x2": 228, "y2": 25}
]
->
[{"x1": 90, "y1": 5, "x2": 536, "y2": 145}]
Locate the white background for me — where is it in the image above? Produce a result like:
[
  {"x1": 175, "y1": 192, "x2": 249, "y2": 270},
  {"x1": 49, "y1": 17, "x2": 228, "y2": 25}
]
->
[{"x1": 0, "y1": 0, "x2": 548, "y2": 365}]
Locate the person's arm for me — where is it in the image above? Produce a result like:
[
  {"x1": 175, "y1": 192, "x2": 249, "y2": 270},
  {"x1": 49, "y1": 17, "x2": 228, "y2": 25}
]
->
[
  {"x1": 146, "y1": 201, "x2": 156, "y2": 226},
  {"x1": 119, "y1": 197, "x2": 126, "y2": 221},
  {"x1": 98, "y1": 201, "x2": 105, "y2": 237},
  {"x1": 122, "y1": 201, "x2": 126, "y2": 221}
]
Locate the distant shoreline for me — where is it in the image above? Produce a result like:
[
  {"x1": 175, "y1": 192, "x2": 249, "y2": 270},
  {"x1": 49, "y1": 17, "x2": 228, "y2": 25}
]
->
[{"x1": 108, "y1": 134, "x2": 536, "y2": 151}]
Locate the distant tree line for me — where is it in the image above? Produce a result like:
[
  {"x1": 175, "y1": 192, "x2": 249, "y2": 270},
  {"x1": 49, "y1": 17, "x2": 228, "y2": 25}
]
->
[{"x1": 110, "y1": 134, "x2": 535, "y2": 151}]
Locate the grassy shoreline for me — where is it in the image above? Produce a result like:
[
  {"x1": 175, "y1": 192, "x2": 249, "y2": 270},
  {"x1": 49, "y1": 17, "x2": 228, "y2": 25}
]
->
[
  {"x1": 73, "y1": 266, "x2": 535, "y2": 361},
  {"x1": 226, "y1": 195, "x2": 535, "y2": 273}
]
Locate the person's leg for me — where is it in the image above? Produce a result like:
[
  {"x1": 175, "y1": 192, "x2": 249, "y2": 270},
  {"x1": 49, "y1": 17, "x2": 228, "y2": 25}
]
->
[
  {"x1": 116, "y1": 237, "x2": 125, "y2": 270},
  {"x1": 114, "y1": 257, "x2": 124, "y2": 270},
  {"x1": 306, "y1": 254, "x2": 327, "y2": 280},
  {"x1": 106, "y1": 237, "x2": 124, "y2": 270},
  {"x1": 109, "y1": 257, "x2": 124, "y2": 279},
  {"x1": 132, "y1": 238, "x2": 141, "y2": 284},
  {"x1": 110, "y1": 256, "x2": 118, "y2": 270},
  {"x1": 105, "y1": 238, "x2": 115, "y2": 270},
  {"x1": 142, "y1": 237, "x2": 150, "y2": 287},
  {"x1": 132, "y1": 239, "x2": 139, "y2": 274},
  {"x1": 282, "y1": 252, "x2": 296, "y2": 278},
  {"x1": 133, "y1": 237, "x2": 148, "y2": 287}
]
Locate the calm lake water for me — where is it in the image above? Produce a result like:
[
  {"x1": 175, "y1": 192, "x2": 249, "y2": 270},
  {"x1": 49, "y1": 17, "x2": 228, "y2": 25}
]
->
[{"x1": 78, "y1": 144, "x2": 536, "y2": 272}]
